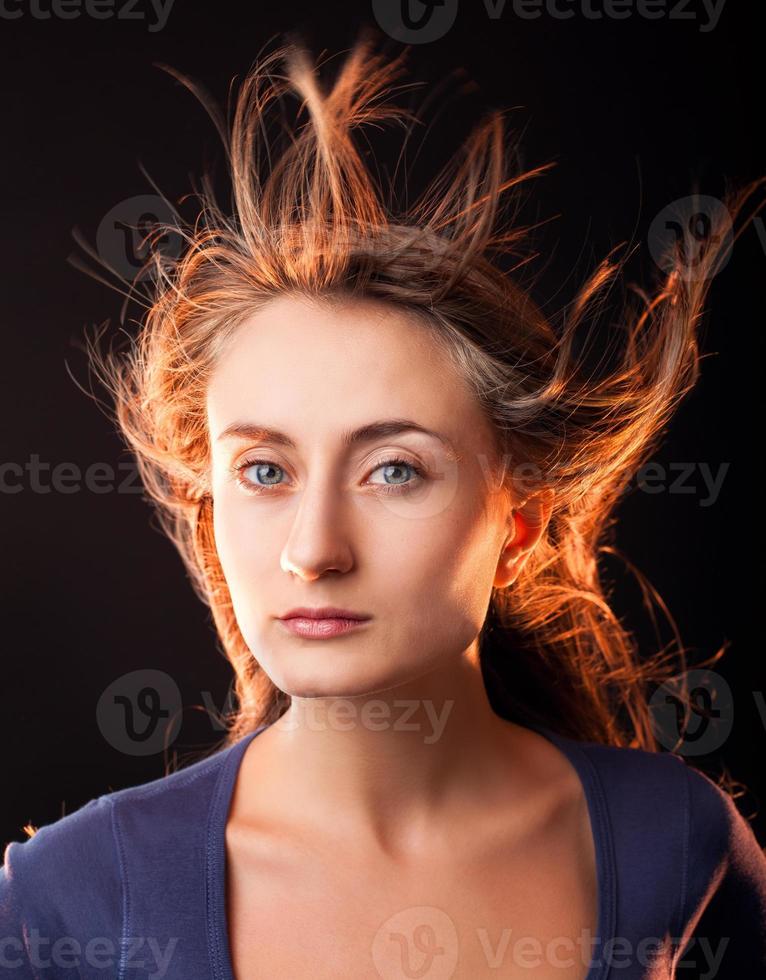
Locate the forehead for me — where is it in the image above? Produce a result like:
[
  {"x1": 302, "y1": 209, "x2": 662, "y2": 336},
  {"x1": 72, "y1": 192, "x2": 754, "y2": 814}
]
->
[
  {"x1": 206, "y1": 294, "x2": 492, "y2": 450},
  {"x1": 211, "y1": 292, "x2": 442, "y2": 382}
]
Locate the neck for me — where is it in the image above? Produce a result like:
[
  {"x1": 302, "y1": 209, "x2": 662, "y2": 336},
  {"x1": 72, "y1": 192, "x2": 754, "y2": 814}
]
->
[{"x1": 234, "y1": 642, "x2": 540, "y2": 859}]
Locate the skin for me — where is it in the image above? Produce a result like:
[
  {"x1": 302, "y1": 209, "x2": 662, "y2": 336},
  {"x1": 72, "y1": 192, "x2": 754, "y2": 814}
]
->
[
  {"x1": 206, "y1": 289, "x2": 558, "y2": 843},
  {"x1": 204, "y1": 292, "x2": 593, "y2": 976}
]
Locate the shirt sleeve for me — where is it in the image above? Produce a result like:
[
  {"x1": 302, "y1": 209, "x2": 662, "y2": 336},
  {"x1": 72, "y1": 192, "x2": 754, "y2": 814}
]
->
[
  {"x1": 0, "y1": 838, "x2": 37, "y2": 978},
  {"x1": 0, "y1": 796, "x2": 119, "y2": 979},
  {"x1": 675, "y1": 762, "x2": 766, "y2": 975}
]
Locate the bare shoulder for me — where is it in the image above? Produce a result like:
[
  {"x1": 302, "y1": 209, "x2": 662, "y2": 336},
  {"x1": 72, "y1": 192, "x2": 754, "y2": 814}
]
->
[{"x1": 495, "y1": 720, "x2": 588, "y2": 815}]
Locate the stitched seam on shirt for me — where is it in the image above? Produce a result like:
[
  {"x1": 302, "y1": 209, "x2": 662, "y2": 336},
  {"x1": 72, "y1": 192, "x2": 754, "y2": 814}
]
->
[
  {"x1": 560, "y1": 741, "x2": 617, "y2": 980},
  {"x1": 109, "y1": 795, "x2": 131, "y2": 980},
  {"x1": 206, "y1": 729, "x2": 265, "y2": 980},
  {"x1": 113, "y1": 754, "x2": 227, "y2": 802},
  {"x1": 587, "y1": 757, "x2": 616, "y2": 980},
  {"x1": 206, "y1": 748, "x2": 230, "y2": 980},
  {"x1": 673, "y1": 760, "x2": 691, "y2": 943}
]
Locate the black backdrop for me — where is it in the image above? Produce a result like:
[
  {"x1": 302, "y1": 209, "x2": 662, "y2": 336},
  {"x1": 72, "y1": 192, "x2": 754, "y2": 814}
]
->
[{"x1": 1, "y1": 0, "x2": 764, "y2": 849}]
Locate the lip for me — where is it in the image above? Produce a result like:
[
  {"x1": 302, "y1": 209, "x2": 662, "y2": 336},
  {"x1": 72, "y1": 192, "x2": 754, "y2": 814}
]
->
[
  {"x1": 278, "y1": 616, "x2": 370, "y2": 639},
  {"x1": 278, "y1": 607, "x2": 372, "y2": 621}
]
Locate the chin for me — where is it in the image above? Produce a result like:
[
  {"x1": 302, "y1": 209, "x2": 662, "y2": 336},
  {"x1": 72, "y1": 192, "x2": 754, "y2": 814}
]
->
[{"x1": 266, "y1": 661, "x2": 408, "y2": 704}]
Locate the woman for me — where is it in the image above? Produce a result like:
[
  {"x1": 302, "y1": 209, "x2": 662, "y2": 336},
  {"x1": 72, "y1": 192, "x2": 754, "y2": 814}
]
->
[{"x1": 2, "y1": 31, "x2": 765, "y2": 979}]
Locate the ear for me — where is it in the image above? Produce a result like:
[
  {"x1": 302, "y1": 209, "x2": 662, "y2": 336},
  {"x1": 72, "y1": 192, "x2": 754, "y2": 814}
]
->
[{"x1": 493, "y1": 487, "x2": 555, "y2": 589}]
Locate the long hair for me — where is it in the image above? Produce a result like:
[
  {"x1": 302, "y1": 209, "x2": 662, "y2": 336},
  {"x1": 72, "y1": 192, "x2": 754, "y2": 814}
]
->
[{"x1": 80, "y1": 29, "x2": 764, "y2": 769}]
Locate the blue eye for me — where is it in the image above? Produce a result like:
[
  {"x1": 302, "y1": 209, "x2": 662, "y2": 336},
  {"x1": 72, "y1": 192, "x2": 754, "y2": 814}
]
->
[
  {"x1": 240, "y1": 461, "x2": 284, "y2": 487},
  {"x1": 232, "y1": 456, "x2": 425, "y2": 496},
  {"x1": 368, "y1": 458, "x2": 422, "y2": 493}
]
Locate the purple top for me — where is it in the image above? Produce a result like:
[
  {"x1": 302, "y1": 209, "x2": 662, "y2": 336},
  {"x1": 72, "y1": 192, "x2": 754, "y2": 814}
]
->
[{"x1": 1, "y1": 721, "x2": 765, "y2": 978}]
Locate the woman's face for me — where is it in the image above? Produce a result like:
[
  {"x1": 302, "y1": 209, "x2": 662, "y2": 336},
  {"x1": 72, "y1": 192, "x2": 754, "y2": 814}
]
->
[{"x1": 206, "y1": 292, "x2": 516, "y2": 699}]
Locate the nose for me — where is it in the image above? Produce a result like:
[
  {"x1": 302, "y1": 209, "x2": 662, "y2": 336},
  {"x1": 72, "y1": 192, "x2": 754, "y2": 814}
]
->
[{"x1": 279, "y1": 475, "x2": 354, "y2": 581}]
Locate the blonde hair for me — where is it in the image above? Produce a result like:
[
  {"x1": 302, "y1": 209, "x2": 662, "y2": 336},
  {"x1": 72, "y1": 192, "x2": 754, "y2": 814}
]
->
[{"x1": 82, "y1": 29, "x2": 764, "y2": 763}]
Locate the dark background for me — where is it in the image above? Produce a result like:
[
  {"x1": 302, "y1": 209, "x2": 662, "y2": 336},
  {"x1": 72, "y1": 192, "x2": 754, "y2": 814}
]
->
[{"x1": 1, "y1": 0, "x2": 764, "y2": 851}]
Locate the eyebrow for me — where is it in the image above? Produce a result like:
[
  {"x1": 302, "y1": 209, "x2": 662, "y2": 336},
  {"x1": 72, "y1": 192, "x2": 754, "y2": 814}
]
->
[{"x1": 216, "y1": 418, "x2": 459, "y2": 460}]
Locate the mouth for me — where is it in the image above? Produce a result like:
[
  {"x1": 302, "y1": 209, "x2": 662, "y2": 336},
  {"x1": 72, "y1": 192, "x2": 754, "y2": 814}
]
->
[
  {"x1": 277, "y1": 606, "x2": 372, "y2": 622},
  {"x1": 277, "y1": 615, "x2": 371, "y2": 640},
  {"x1": 276, "y1": 607, "x2": 372, "y2": 640}
]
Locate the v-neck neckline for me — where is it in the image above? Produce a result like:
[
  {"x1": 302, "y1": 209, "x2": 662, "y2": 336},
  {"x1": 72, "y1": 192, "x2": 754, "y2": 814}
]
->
[
  {"x1": 522, "y1": 720, "x2": 616, "y2": 980},
  {"x1": 207, "y1": 721, "x2": 616, "y2": 980}
]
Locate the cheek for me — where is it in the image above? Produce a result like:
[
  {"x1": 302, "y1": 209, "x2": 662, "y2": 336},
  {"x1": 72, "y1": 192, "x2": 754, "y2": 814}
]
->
[
  {"x1": 211, "y1": 492, "x2": 268, "y2": 605},
  {"x1": 388, "y1": 505, "x2": 497, "y2": 632},
  {"x1": 415, "y1": 500, "x2": 502, "y2": 627}
]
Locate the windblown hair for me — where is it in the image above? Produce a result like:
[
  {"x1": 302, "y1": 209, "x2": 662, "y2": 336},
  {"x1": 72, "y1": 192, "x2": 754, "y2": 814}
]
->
[{"x1": 83, "y1": 29, "x2": 764, "y2": 763}]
